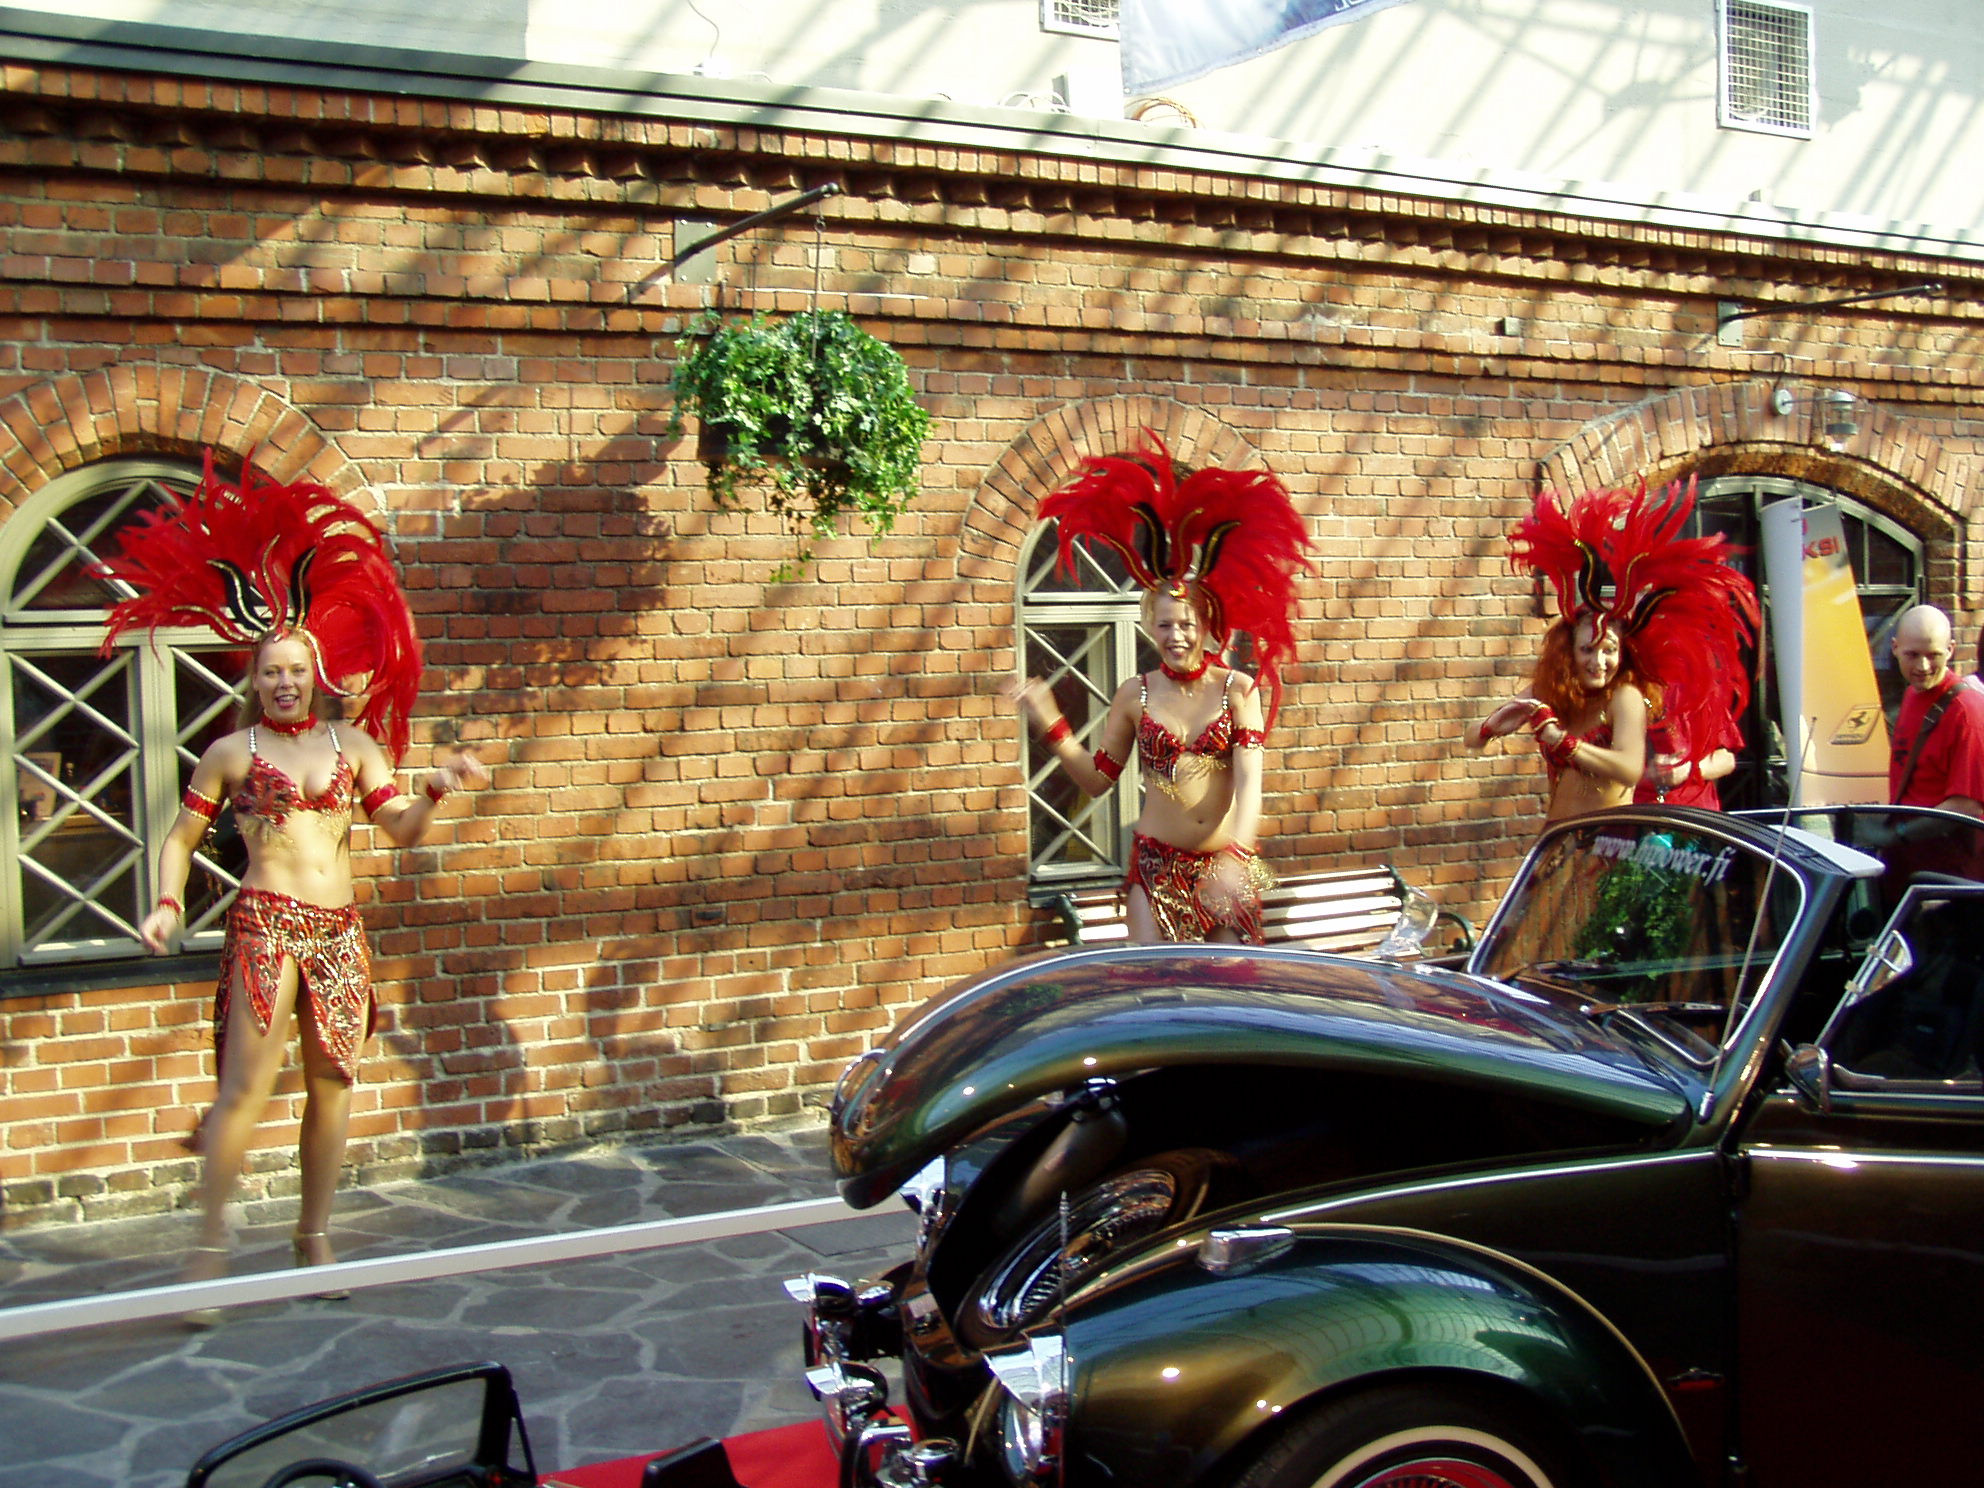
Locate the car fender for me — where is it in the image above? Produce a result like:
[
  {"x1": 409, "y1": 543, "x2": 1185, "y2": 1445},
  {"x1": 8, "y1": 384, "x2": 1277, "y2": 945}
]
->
[
  {"x1": 1057, "y1": 1225, "x2": 1695, "y2": 1488},
  {"x1": 832, "y1": 946, "x2": 1692, "y2": 1208}
]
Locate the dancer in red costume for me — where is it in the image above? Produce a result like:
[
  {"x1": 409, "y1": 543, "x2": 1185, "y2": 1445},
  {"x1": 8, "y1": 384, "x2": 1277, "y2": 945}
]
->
[
  {"x1": 102, "y1": 455, "x2": 487, "y2": 1320},
  {"x1": 1468, "y1": 480, "x2": 1758, "y2": 824},
  {"x1": 1006, "y1": 441, "x2": 1312, "y2": 943}
]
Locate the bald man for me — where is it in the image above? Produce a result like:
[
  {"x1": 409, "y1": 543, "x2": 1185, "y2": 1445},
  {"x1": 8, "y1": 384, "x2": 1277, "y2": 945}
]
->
[{"x1": 1888, "y1": 604, "x2": 1984, "y2": 817}]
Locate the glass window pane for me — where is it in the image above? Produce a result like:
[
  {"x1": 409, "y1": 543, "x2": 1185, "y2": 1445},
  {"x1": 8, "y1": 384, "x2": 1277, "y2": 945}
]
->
[
  {"x1": 1024, "y1": 519, "x2": 1138, "y2": 598},
  {"x1": 1, "y1": 458, "x2": 211, "y2": 966},
  {"x1": 10, "y1": 474, "x2": 182, "y2": 616},
  {"x1": 1023, "y1": 623, "x2": 1122, "y2": 872},
  {"x1": 12, "y1": 650, "x2": 144, "y2": 955},
  {"x1": 1861, "y1": 522, "x2": 1914, "y2": 589},
  {"x1": 176, "y1": 648, "x2": 249, "y2": 933}
]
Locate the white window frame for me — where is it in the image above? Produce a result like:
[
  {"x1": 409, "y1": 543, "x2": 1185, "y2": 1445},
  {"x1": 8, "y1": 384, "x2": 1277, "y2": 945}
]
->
[
  {"x1": 0, "y1": 458, "x2": 245, "y2": 969},
  {"x1": 1718, "y1": 0, "x2": 1815, "y2": 139},
  {"x1": 1017, "y1": 522, "x2": 1142, "y2": 890}
]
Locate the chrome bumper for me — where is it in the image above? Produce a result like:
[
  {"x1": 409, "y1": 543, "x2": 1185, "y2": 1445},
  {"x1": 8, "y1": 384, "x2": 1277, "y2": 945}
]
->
[{"x1": 786, "y1": 1271, "x2": 958, "y2": 1488}]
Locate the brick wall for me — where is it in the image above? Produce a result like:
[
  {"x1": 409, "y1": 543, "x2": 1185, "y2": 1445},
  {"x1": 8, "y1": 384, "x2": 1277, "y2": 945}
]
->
[{"x1": 0, "y1": 60, "x2": 1979, "y2": 1225}]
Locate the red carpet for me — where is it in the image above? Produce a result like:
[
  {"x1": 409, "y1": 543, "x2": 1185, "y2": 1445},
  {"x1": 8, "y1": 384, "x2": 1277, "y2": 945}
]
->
[{"x1": 543, "y1": 1420, "x2": 837, "y2": 1488}]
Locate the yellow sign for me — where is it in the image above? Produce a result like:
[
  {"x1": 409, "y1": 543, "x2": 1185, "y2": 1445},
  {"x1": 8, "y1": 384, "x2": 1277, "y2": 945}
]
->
[{"x1": 1761, "y1": 498, "x2": 1889, "y2": 804}]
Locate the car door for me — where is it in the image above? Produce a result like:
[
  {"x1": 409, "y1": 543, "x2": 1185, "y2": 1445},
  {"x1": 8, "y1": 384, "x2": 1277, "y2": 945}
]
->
[{"x1": 1732, "y1": 882, "x2": 1984, "y2": 1485}]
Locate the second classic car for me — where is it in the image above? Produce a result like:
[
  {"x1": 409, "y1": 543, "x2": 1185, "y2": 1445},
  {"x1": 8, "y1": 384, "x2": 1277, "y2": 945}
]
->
[{"x1": 790, "y1": 805, "x2": 1984, "y2": 1488}]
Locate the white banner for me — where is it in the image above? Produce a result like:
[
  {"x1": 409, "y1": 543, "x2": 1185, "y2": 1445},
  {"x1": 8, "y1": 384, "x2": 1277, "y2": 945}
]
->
[
  {"x1": 1121, "y1": 0, "x2": 1415, "y2": 92},
  {"x1": 1760, "y1": 497, "x2": 1888, "y2": 805}
]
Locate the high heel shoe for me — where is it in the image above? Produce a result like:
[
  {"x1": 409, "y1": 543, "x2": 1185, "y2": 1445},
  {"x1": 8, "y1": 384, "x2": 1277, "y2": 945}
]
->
[
  {"x1": 180, "y1": 1245, "x2": 229, "y2": 1330},
  {"x1": 291, "y1": 1230, "x2": 349, "y2": 1301}
]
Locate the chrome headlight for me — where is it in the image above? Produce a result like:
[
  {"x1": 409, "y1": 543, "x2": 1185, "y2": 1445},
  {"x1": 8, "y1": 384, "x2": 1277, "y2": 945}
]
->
[
  {"x1": 986, "y1": 1334, "x2": 1068, "y2": 1486},
  {"x1": 973, "y1": 1166, "x2": 1179, "y2": 1336}
]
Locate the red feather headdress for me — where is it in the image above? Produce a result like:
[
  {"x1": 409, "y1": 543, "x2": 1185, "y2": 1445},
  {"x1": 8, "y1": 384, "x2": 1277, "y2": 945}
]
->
[
  {"x1": 97, "y1": 452, "x2": 423, "y2": 761},
  {"x1": 1038, "y1": 437, "x2": 1313, "y2": 726},
  {"x1": 1509, "y1": 478, "x2": 1759, "y2": 752}
]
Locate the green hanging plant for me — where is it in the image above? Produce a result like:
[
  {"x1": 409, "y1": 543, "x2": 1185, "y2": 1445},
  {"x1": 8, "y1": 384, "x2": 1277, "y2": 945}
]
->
[{"x1": 664, "y1": 309, "x2": 931, "y2": 564}]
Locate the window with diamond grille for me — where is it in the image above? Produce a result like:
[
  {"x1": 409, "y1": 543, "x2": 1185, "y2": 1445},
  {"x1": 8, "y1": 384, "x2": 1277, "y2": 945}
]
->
[
  {"x1": 0, "y1": 458, "x2": 248, "y2": 969},
  {"x1": 1041, "y1": 0, "x2": 1119, "y2": 39},
  {"x1": 1719, "y1": 0, "x2": 1813, "y2": 137},
  {"x1": 1018, "y1": 519, "x2": 1146, "y2": 888}
]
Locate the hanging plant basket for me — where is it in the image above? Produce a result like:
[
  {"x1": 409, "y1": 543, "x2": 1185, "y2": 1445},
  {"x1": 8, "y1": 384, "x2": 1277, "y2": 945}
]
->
[
  {"x1": 665, "y1": 308, "x2": 931, "y2": 552},
  {"x1": 694, "y1": 419, "x2": 849, "y2": 481}
]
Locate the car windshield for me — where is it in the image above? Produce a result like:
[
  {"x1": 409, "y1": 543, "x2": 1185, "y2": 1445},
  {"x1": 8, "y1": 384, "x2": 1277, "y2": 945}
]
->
[{"x1": 1475, "y1": 817, "x2": 1804, "y2": 1062}]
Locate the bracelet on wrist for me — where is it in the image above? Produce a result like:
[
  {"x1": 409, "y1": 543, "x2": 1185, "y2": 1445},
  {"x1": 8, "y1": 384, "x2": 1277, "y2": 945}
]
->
[
  {"x1": 156, "y1": 895, "x2": 182, "y2": 916},
  {"x1": 1040, "y1": 717, "x2": 1072, "y2": 748},
  {"x1": 1543, "y1": 733, "x2": 1580, "y2": 771},
  {"x1": 424, "y1": 777, "x2": 450, "y2": 803}
]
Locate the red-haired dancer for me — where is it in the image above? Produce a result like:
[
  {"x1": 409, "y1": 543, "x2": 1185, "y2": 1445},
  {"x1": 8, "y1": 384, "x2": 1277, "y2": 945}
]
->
[
  {"x1": 1468, "y1": 480, "x2": 1758, "y2": 823},
  {"x1": 100, "y1": 455, "x2": 487, "y2": 1320},
  {"x1": 1006, "y1": 442, "x2": 1312, "y2": 943}
]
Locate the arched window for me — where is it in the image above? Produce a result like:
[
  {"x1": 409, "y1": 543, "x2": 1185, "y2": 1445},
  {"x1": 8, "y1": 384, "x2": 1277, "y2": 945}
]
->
[
  {"x1": 1693, "y1": 476, "x2": 1925, "y2": 808},
  {"x1": 1016, "y1": 522, "x2": 1152, "y2": 890},
  {"x1": 0, "y1": 459, "x2": 247, "y2": 970}
]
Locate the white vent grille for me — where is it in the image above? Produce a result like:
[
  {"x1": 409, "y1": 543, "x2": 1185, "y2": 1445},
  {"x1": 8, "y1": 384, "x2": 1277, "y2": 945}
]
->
[
  {"x1": 1042, "y1": 0, "x2": 1119, "y2": 38},
  {"x1": 1719, "y1": 0, "x2": 1813, "y2": 137}
]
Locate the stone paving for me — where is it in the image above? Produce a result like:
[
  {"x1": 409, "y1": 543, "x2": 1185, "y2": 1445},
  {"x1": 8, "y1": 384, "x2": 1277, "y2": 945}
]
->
[{"x1": 0, "y1": 1124, "x2": 913, "y2": 1488}]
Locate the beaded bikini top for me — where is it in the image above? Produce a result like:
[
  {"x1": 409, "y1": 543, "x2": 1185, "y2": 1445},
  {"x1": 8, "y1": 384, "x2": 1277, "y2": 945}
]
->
[
  {"x1": 1138, "y1": 679, "x2": 1237, "y2": 785},
  {"x1": 233, "y1": 723, "x2": 353, "y2": 841},
  {"x1": 1135, "y1": 674, "x2": 1271, "y2": 801}
]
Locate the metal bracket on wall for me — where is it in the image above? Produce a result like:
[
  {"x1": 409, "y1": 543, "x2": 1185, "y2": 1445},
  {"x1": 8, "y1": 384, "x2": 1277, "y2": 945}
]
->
[
  {"x1": 1715, "y1": 281, "x2": 1942, "y2": 346},
  {"x1": 634, "y1": 183, "x2": 844, "y2": 298}
]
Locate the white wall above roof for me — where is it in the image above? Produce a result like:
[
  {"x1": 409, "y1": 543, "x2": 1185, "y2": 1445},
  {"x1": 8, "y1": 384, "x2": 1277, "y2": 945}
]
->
[
  {"x1": 4, "y1": 0, "x2": 1979, "y2": 261},
  {"x1": 13, "y1": 0, "x2": 1121, "y2": 108}
]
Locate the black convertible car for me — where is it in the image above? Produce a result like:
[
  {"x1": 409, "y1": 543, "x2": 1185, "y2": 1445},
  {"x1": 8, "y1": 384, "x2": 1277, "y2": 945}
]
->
[{"x1": 789, "y1": 805, "x2": 1984, "y2": 1488}]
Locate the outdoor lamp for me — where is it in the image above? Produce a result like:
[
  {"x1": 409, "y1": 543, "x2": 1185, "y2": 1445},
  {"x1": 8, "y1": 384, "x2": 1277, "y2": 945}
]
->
[{"x1": 1772, "y1": 386, "x2": 1859, "y2": 451}]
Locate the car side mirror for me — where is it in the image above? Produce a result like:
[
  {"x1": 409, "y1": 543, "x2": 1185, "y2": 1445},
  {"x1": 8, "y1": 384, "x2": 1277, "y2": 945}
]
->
[
  {"x1": 185, "y1": 1362, "x2": 536, "y2": 1488},
  {"x1": 1783, "y1": 1042, "x2": 1833, "y2": 1114},
  {"x1": 1374, "y1": 882, "x2": 1437, "y2": 960}
]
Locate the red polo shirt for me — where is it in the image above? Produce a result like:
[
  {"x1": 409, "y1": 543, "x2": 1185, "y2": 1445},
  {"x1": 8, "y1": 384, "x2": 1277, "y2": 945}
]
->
[{"x1": 1889, "y1": 672, "x2": 1984, "y2": 807}]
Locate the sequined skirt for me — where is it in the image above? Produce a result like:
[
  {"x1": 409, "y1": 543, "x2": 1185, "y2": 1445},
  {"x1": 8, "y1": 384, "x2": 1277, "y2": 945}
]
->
[
  {"x1": 216, "y1": 888, "x2": 375, "y2": 1081},
  {"x1": 1126, "y1": 832, "x2": 1271, "y2": 945}
]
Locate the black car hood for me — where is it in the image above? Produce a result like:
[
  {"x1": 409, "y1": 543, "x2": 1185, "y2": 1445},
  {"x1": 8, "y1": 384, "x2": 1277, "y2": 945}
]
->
[{"x1": 831, "y1": 943, "x2": 1696, "y2": 1208}]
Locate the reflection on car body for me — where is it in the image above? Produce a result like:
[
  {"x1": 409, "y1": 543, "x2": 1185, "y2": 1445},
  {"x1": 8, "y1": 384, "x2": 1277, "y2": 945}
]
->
[{"x1": 791, "y1": 805, "x2": 1984, "y2": 1488}]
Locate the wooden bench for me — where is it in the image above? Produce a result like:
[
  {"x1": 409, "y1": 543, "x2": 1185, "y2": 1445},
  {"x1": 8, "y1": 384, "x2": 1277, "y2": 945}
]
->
[{"x1": 1034, "y1": 863, "x2": 1476, "y2": 957}]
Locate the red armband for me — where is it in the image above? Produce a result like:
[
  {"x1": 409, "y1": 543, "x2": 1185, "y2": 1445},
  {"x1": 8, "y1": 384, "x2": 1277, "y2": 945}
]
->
[
  {"x1": 1231, "y1": 728, "x2": 1266, "y2": 750},
  {"x1": 181, "y1": 787, "x2": 220, "y2": 823},
  {"x1": 1040, "y1": 717, "x2": 1072, "y2": 747},
  {"x1": 1094, "y1": 747, "x2": 1124, "y2": 782},
  {"x1": 1525, "y1": 705, "x2": 1559, "y2": 735},
  {"x1": 360, "y1": 784, "x2": 401, "y2": 817}
]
